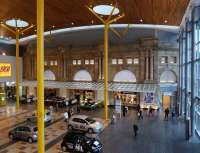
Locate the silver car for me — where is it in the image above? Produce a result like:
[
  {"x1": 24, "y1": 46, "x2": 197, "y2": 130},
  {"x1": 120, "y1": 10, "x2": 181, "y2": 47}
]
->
[
  {"x1": 8, "y1": 124, "x2": 38, "y2": 143},
  {"x1": 68, "y1": 115, "x2": 104, "y2": 133}
]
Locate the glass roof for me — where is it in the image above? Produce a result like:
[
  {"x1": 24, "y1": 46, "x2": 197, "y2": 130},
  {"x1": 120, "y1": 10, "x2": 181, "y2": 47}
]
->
[{"x1": 22, "y1": 81, "x2": 157, "y2": 93}]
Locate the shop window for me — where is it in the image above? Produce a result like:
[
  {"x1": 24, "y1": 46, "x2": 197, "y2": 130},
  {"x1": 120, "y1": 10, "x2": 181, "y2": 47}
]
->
[
  {"x1": 127, "y1": 58, "x2": 133, "y2": 64},
  {"x1": 77, "y1": 60, "x2": 81, "y2": 65},
  {"x1": 169, "y1": 56, "x2": 177, "y2": 64},
  {"x1": 112, "y1": 59, "x2": 117, "y2": 65},
  {"x1": 50, "y1": 60, "x2": 54, "y2": 66},
  {"x1": 85, "y1": 59, "x2": 89, "y2": 65},
  {"x1": 73, "y1": 60, "x2": 77, "y2": 65},
  {"x1": 160, "y1": 56, "x2": 168, "y2": 64},
  {"x1": 90, "y1": 59, "x2": 94, "y2": 65},
  {"x1": 133, "y1": 58, "x2": 139, "y2": 64},
  {"x1": 118, "y1": 59, "x2": 123, "y2": 65},
  {"x1": 54, "y1": 60, "x2": 58, "y2": 66}
]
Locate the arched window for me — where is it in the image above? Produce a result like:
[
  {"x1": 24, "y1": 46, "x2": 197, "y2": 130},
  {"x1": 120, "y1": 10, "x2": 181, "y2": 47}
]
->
[
  {"x1": 73, "y1": 70, "x2": 92, "y2": 81},
  {"x1": 160, "y1": 70, "x2": 177, "y2": 83},
  {"x1": 113, "y1": 70, "x2": 136, "y2": 82},
  {"x1": 44, "y1": 70, "x2": 56, "y2": 81}
]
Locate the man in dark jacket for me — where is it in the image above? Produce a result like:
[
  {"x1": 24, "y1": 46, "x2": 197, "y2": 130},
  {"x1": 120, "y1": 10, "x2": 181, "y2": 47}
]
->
[{"x1": 133, "y1": 124, "x2": 138, "y2": 137}]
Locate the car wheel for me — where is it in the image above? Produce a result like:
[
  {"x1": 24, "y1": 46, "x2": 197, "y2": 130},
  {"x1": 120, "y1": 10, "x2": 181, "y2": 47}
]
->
[
  {"x1": 88, "y1": 128, "x2": 93, "y2": 134},
  {"x1": 28, "y1": 137, "x2": 33, "y2": 143},
  {"x1": 9, "y1": 134, "x2": 14, "y2": 140},
  {"x1": 61, "y1": 145, "x2": 67, "y2": 152},
  {"x1": 68, "y1": 125, "x2": 73, "y2": 131}
]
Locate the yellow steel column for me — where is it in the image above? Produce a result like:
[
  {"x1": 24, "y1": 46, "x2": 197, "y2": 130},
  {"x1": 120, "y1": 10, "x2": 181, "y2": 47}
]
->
[
  {"x1": 15, "y1": 30, "x2": 20, "y2": 109},
  {"x1": 104, "y1": 24, "x2": 109, "y2": 120},
  {"x1": 86, "y1": 5, "x2": 124, "y2": 121},
  {"x1": 37, "y1": 0, "x2": 45, "y2": 153}
]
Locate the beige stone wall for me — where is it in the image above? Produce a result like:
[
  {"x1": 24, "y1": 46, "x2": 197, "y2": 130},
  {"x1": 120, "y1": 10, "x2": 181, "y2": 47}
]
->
[{"x1": 23, "y1": 38, "x2": 179, "y2": 83}]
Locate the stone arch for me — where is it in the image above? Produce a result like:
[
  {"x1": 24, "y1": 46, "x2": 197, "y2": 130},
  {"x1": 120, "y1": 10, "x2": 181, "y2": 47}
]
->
[
  {"x1": 160, "y1": 70, "x2": 177, "y2": 83},
  {"x1": 113, "y1": 70, "x2": 137, "y2": 82},
  {"x1": 44, "y1": 70, "x2": 56, "y2": 81},
  {"x1": 73, "y1": 70, "x2": 92, "y2": 81}
]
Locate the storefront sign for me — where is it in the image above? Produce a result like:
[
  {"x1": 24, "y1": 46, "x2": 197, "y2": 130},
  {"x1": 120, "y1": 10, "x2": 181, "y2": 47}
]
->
[{"x1": 0, "y1": 63, "x2": 11, "y2": 77}]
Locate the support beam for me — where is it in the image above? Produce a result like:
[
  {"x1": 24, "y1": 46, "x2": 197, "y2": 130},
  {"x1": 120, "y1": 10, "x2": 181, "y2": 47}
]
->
[
  {"x1": 37, "y1": 0, "x2": 45, "y2": 152},
  {"x1": 104, "y1": 24, "x2": 109, "y2": 120},
  {"x1": 16, "y1": 31, "x2": 20, "y2": 109}
]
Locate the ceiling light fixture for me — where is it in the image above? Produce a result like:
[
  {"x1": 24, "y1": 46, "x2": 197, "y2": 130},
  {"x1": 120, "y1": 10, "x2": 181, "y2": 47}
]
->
[
  {"x1": 93, "y1": 5, "x2": 120, "y2": 16},
  {"x1": 5, "y1": 19, "x2": 29, "y2": 28}
]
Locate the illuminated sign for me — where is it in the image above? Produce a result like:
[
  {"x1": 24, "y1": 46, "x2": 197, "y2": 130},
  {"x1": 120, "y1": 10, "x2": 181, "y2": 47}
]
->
[{"x1": 0, "y1": 63, "x2": 11, "y2": 77}]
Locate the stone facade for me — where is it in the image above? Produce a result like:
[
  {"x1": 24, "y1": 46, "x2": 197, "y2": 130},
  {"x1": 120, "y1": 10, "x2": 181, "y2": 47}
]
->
[{"x1": 23, "y1": 38, "x2": 179, "y2": 84}]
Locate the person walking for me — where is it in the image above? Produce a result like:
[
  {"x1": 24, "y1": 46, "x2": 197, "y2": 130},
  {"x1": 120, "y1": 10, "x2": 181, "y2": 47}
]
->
[
  {"x1": 137, "y1": 104, "x2": 140, "y2": 112},
  {"x1": 138, "y1": 109, "x2": 143, "y2": 120},
  {"x1": 171, "y1": 110, "x2": 175, "y2": 120},
  {"x1": 77, "y1": 104, "x2": 80, "y2": 113},
  {"x1": 133, "y1": 124, "x2": 138, "y2": 137},
  {"x1": 149, "y1": 106, "x2": 153, "y2": 116},
  {"x1": 68, "y1": 107, "x2": 72, "y2": 119},
  {"x1": 164, "y1": 108, "x2": 169, "y2": 119},
  {"x1": 122, "y1": 105, "x2": 126, "y2": 117}
]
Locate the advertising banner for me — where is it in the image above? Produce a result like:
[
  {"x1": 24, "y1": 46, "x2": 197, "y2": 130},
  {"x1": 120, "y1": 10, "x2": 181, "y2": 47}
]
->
[{"x1": 143, "y1": 93, "x2": 154, "y2": 103}]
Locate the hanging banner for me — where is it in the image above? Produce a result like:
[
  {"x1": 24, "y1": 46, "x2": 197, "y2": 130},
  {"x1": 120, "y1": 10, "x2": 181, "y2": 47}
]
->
[
  {"x1": 143, "y1": 93, "x2": 154, "y2": 103},
  {"x1": 0, "y1": 63, "x2": 12, "y2": 77}
]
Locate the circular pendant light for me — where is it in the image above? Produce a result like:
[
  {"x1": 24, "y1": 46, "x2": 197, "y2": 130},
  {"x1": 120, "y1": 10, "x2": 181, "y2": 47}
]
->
[
  {"x1": 93, "y1": 5, "x2": 120, "y2": 16},
  {"x1": 5, "y1": 19, "x2": 29, "y2": 28}
]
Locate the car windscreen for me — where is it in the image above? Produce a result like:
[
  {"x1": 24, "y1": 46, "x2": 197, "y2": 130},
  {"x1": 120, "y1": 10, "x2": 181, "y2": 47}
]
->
[{"x1": 85, "y1": 117, "x2": 95, "y2": 124}]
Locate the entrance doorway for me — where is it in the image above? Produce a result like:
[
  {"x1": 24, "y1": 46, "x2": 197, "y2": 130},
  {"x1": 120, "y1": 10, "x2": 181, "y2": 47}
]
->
[{"x1": 162, "y1": 96, "x2": 171, "y2": 109}]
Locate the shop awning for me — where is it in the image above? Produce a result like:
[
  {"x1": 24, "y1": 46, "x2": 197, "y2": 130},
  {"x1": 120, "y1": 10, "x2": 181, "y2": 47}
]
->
[{"x1": 21, "y1": 81, "x2": 157, "y2": 93}]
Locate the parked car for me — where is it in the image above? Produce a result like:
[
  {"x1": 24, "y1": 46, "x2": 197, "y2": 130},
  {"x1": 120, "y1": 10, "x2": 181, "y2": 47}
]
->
[
  {"x1": 61, "y1": 131, "x2": 102, "y2": 153},
  {"x1": 68, "y1": 115, "x2": 104, "y2": 133},
  {"x1": 8, "y1": 124, "x2": 37, "y2": 143},
  {"x1": 80, "y1": 101, "x2": 103, "y2": 110},
  {"x1": 69, "y1": 98, "x2": 78, "y2": 105},
  {"x1": 20, "y1": 95, "x2": 27, "y2": 104}
]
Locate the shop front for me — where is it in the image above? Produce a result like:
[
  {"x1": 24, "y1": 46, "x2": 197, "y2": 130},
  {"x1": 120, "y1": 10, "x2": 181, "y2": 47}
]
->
[
  {"x1": 72, "y1": 70, "x2": 103, "y2": 110},
  {"x1": 114, "y1": 91, "x2": 139, "y2": 107},
  {"x1": 0, "y1": 55, "x2": 23, "y2": 106},
  {"x1": 159, "y1": 70, "x2": 177, "y2": 111},
  {"x1": 160, "y1": 83, "x2": 177, "y2": 110}
]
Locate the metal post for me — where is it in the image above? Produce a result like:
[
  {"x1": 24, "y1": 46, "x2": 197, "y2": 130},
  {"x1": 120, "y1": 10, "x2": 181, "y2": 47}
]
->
[
  {"x1": 185, "y1": 27, "x2": 188, "y2": 120},
  {"x1": 104, "y1": 24, "x2": 109, "y2": 120},
  {"x1": 16, "y1": 30, "x2": 20, "y2": 109},
  {"x1": 191, "y1": 9, "x2": 195, "y2": 137},
  {"x1": 37, "y1": 0, "x2": 45, "y2": 152}
]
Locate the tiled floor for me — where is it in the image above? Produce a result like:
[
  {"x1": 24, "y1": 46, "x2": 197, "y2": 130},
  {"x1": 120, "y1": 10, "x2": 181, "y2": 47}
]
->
[
  {"x1": 99, "y1": 110, "x2": 200, "y2": 153},
  {"x1": 0, "y1": 104, "x2": 200, "y2": 153}
]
